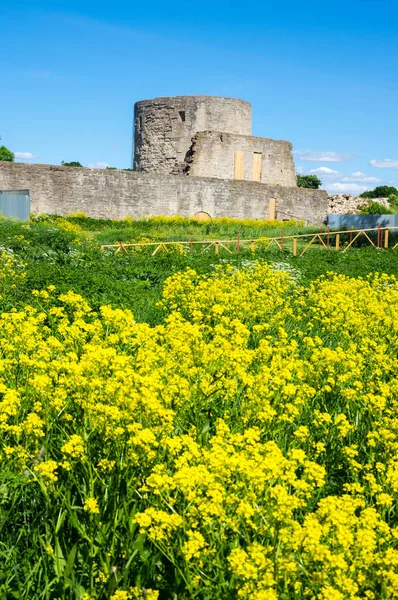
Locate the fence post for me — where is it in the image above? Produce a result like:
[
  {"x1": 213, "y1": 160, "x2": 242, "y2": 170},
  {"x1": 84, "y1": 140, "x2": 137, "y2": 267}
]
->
[
  {"x1": 350, "y1": 229, "x2": 353, "y2": 245},
  {"x1": 215, "y1": 242, "x2": 219, "y2": 255},
  {"x1": 378, "y1": 223, "x2": 381, "y2": 248},
  {"x1": 327, "y1": 226, "x2": 330, "y2": 250},
  {"x1": 385, "y1": 228, "x2": 389, "y2": 248},
  {"x1": 250, "y1": 241, "x2": 255, "y2": 253},
  {"x1": 281, "y1": 231, "x2": 284, "y2": 252},
  {"x1": 237, "y1": 233, "x2": 241, "y2": 253},
  {"x1": 293, "y1": 237, "x2": 297, "y2": 256},
  {"x1": 335, "y1": 233, "x2": 340, "y2": 251},
  {"x1": 190, "y1": 239, "x2": 193, "y2": 255}
]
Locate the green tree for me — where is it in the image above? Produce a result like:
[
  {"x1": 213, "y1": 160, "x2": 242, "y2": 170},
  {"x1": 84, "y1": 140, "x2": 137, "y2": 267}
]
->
[
  {"x1": 296, "y1": 174, "x2": 322, "y2": 189},
  {"x1": 61, "y1": 161, "x2": 83, "y2": 168},
  {"x1": 360, "y1": 185, "x2": 398, "y2": 199},
  {"x1": 0, "y1": 145, "x2": 15, "y2": 162}
]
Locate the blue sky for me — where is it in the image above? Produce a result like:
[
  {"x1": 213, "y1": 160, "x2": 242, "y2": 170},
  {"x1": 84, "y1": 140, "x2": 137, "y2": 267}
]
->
[{"x1": 1, "y1": 0, "x2": 397, "y2": 194}]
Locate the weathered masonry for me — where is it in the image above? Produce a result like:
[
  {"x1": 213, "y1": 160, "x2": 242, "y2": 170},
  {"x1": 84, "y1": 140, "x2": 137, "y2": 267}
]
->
[
  {"x1": 0, "y1": 95, "x2": 328, "y2": 223},
  {"x1": 185, "y1": 132, "x2": 296, "y2": 186},
  {"x1": 133, "y1": 96, "x2": 297, "y2": 187},
  {"x1": 0, "y1": 162, "x2": 328, "y2": 224},
  {"x1": 134, "y1": 96, "x2": 252, "y2": 175}
]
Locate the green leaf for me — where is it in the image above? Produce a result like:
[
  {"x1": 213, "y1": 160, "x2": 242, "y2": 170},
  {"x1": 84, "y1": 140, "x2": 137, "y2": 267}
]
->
[
  {"x1": 53, "y1": 539, "x2": 66, "y2": 578},
  {"x1": 63, "y1": 544, "x2": 78, "y2": 581}
]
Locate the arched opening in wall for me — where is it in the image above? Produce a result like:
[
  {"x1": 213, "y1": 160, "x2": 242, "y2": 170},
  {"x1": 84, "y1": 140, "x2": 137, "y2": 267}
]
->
[{"x1": 192, "y1": 211, "x2": 211, "y2": 221}]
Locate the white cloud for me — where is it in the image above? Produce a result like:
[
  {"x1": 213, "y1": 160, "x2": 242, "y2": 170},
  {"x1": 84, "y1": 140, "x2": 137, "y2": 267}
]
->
[
  {"x1": 301, "y1": 167, "x2": 383, "y2": 186},
  {"x1": 326, "y1": 182, "x2": 370, "y2": 194},
  {"x1": 369, "y1": 159, "x2": 398, "y2": 169},
  {"x1": 294, "y1": 150, "x2": 351, "y2": 163},
  {"x1": 309, "y1": 167, "x2": 341, "y2": 175},
  {"x1": 87, "y1": 162, "x2": 110, "y2": 169},
  {"x1": 14, "y1": 152, "x2": 35, "y2": 160},
  {"x1": 340, "y1": 172, "x2": 382, "y2": 183}
]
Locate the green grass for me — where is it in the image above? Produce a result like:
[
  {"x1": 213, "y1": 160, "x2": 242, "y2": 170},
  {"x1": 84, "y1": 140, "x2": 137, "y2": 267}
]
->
[
  {"x1": 51, "y1": 214, "x2": 318, "y2": 244},
  {"x1": 0, "y1": 214, "x2": 396, "y2": 325}
]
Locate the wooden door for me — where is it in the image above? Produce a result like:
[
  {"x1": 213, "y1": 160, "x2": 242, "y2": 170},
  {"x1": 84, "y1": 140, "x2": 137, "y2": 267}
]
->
[
  {"x1": 268, "y1": 197, "x2": 276, "y2": 220},
  {"x1": 234, "y1": 152, "x2": 243, "y2": 180},
  {"x1": 253, "y1": 152, "x2": 262, "y2": 182}
]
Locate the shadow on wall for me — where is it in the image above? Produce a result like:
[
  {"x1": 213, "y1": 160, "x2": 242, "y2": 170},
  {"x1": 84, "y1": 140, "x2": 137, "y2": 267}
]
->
[{"x1": 327, "y1": 214, "x2": 398, "y2": 229}]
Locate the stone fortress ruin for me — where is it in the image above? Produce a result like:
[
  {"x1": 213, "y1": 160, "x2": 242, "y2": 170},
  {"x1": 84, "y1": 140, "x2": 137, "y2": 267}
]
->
[
  {"x1": 0, "y1": 95, "x2": 328, "y2": 223},
  {"x1": 134, "y1": 96, "x2": 297, "y2": 187}
]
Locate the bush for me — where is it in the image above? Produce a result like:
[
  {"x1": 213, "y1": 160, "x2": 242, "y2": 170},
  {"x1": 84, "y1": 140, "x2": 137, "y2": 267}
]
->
[
  {"x1": 389, "y1": 194, "x2": 398, "y2": 208},
  {"x1": 360, "y1": 201, "x2": 393, "y2": 215},
  {"x1": 61, "y1": 161, "x2": 83, "y2": 168}
]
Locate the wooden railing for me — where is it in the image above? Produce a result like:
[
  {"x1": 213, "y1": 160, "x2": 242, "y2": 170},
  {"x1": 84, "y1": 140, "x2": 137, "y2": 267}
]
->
[{"x1": 100, "y1": 226, "x2": 398, "y2": 257}]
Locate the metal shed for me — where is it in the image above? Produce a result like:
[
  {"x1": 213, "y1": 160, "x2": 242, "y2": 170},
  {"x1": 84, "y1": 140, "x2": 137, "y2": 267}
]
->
[{"x1": 0, "y1": 189, "x2": 30, "y2": 220}]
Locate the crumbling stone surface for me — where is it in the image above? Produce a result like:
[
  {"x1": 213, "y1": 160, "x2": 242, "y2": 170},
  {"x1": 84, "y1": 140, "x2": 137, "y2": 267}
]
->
[
  {"x1": 328, "y1": 194, "x2": 391, "y2": 214},
  {"x1": 133, "y1": 95, "x2": 297, "y2": 187},
  {"x1": 134, "y1": 96, "x2": 252, "y2": 175},
  {"x1": 186, "y1": 131, "x2": 296, "y2": 187}
]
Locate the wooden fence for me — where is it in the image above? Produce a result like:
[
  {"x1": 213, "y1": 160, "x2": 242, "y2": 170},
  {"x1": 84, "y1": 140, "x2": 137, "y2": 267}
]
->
[{"x1": 101, "y1": 225, "x2": 398, "y2": 257}]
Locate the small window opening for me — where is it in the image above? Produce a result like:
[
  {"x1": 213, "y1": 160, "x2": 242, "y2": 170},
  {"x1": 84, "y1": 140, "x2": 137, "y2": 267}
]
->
[
  {"x1": 139, "y1": 116, "x2": 143, "y2": 129},
  {"x1": 179, "y1": 111, "x2": 186, "y2": 122}
]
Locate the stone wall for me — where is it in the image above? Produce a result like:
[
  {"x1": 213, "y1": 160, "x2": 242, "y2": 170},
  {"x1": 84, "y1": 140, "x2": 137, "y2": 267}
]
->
[
  {"x1": 328, "y1": 194, "x2": 390, "y2": 214},
  {"x1": 0, "y1": 162, "x2": 328, "y2": 224},
  {"x1": 187, "y1": 131, "x2": 297, "y2": 187},
  {"x1": 134, "y1": 96, "x2": 252, "y2": 175}
]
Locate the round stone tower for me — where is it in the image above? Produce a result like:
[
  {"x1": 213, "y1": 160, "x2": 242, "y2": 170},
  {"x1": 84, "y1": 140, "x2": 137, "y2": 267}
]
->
[{"x1": 133, "y1": 96, "x2": 252, "y2": 174}]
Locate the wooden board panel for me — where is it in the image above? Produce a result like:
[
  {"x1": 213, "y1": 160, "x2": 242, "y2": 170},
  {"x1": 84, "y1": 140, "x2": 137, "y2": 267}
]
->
[
  {"x1": 192, "y1": 211, "x2": 211, "y2": 221},
  {"x1": 253, "y1": 152, "x2": 262, "y2": 182},
  {"x1": 234, "y1": 151, "x2": 244, "y2": 180},
  {"x1": 268, "y1": 197, "x2": 276, "y2": 220}
]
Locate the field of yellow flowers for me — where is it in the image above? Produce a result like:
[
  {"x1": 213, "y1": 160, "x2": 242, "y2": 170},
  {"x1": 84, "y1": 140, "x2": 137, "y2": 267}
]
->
[{"x1": 1, "y1": 236, "x2": 398, "y2": 600}]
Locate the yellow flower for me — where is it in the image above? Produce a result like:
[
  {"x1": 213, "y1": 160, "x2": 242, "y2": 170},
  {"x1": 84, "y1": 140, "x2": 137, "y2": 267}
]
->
[
  {"x1": 37, "y1": 460, "x2": 58, "y2": 482},
  {"x1": 61, "y1": 434, "x2": 85, "y2": 459},
  {"x1": 181, "y1": 530, "x2": 207, "y2": 561},
  {"x1": 83, "y1": 497, "x2": 100, "y2": 514},
  {"x1": 110, "y1": 592, "x2": 131, "y2": 600},
  {"x1": 377, "y1": 493, "x2": 393, "y2": 507}
]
